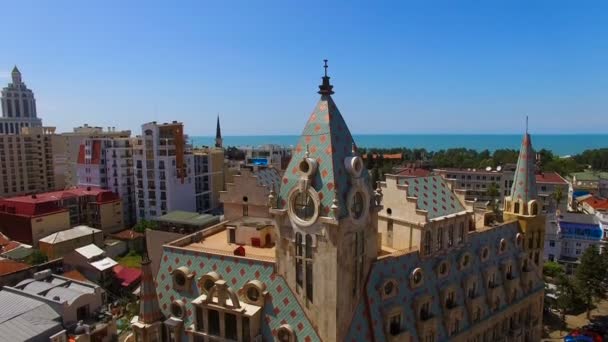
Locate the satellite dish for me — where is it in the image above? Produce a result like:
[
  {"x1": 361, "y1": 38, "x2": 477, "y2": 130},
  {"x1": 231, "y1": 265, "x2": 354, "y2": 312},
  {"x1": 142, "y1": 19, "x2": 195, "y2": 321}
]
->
[
  {"x1": 496, "y1": 166, "x2": 502, "y2": 172},
  {"x1": 485, "y1": 166, "x2": 492, "y2": 171}
]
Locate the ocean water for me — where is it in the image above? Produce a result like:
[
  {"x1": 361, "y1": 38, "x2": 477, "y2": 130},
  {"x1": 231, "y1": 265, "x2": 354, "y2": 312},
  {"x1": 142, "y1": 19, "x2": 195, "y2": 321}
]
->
[{"x1": 190, "y1": 134, "x2": 608, "y2": 156}]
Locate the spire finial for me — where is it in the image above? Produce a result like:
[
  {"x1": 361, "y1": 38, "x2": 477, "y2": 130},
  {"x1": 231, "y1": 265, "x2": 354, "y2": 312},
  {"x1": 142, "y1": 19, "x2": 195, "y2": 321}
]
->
[
  {"x1": 526, "y1": 115, "x2": 529, "y2": 134},
  {"x1": 318, "y1": 59, "x2": 334, "y2": 95}
]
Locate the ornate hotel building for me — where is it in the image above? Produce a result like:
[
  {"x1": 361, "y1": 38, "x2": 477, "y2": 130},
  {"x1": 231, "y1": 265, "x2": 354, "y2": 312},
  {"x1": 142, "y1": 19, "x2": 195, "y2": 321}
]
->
[
  {"x1": 0, "y1": 66, "x2": 42, "y2": 134},
  {"x1": 130, "y1": 64, "x2": 544, "y2": 342}
]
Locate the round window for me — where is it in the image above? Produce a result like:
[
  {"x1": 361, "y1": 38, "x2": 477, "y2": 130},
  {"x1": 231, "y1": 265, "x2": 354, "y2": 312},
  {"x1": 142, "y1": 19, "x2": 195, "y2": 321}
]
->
[
  {"x1": 277, "y1": 325, "x2": 294, "y2": 342},
  {"x1": 351, "y1": 191, "x2": 365, "y2": 219},
  {"x1": 384, "y1": 281, "x2": 394, "y2": 296},
  {"x1": 299, "y1": 159, "x2": 310, "y2": 174},
  {"x1": 500, "y1": 239, "x2": 507, "y2": 252},
  {"x1": 175, "y1": 272, "x2": 186, "y2": 286},
  {"x1": 292, "y1": 190, "x2": 316, "y2": 222},
  {"x1": 247, "y1": 287, "x2": 260, "y2": 302}
]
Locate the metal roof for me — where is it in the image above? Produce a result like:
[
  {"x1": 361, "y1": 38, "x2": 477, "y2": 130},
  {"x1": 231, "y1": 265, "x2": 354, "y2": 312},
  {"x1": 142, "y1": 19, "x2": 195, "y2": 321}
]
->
[
  {"x1": 155, "y1": 210, "x2": 220, "y2": 227},
  {"x1": 0, "y1": 290, "x2": 62, "y2": 341},
  {"x1": 39, "y1": 225, "x2": 101, "y2": 244},
  {"x1": 90, "y1": 257, "x2": 118, "y2": 271},
  {"x1": 75, "y1": 244, "x2": 105, "y2": 259}
]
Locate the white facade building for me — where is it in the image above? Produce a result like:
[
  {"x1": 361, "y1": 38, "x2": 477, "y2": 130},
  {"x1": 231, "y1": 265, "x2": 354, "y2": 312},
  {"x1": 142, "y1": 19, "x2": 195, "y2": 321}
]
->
[
  {"x1": 76, "y1": 136, "x2": 136, "y2": 227},
  {"x1": 244, "y1": 144, "x2": 291, "y2": 170},
  {"x1": 0, "y1": 66, "x2": 42, "y2": 135},
  {"x1": 134, "y1": 122, "x2": 195, "y2": 221}
]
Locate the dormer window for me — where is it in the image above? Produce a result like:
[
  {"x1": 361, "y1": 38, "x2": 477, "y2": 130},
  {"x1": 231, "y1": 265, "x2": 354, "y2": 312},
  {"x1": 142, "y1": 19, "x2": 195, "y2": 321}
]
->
[
  {"x1": 447, "y1": 224, "x2": 454, "y2": 247},
  {"x1": 172, "y1": 266, "x2": 194, "y2": 293},
  {"x1": 436, "y1": 226, "x2": 444, "y2": 250}
]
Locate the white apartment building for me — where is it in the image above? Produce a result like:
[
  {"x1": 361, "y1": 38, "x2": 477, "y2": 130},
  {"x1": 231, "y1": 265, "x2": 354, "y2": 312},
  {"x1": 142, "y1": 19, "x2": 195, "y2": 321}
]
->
[
  {"x1": 0, "y1": 67, "x2": 42, "y2": 135},
  {"x1": 134, "y1": 121, "x2": 195, "y2": 221},
  {"x1": 76, "y1": 136, "x2": 136, "y2": 227},
  {"x1": 434, "y1": 165, "x2": 515, "y2": 204}
]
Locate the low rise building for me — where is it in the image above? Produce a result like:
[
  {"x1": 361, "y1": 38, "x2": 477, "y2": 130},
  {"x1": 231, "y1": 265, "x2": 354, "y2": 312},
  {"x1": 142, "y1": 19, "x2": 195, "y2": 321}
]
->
[
  {"x1": 0, "y1": 187, "x2": 123, "y2": 244},
  {"x1": 39, "y1": 225, "x2": 104, "y2": 259},
  {"x1": 544, "y1": 213, "x2": 604, "y2": 273},
  {"x1": 64, "y1": 244, "x2": 118, "y2": 287},
  {"x1": 434, "y1": 165, "x2": 515, "y2": 204},
  {"x1": 570, "y1": 171, "x2": 608, "y2": 197},
  {"x1": 535, "y1": 172, "x2": 569, "y2": 213},
  {"x1": 243, "y1": 143, "x2": 291, "y2": 170},
  {"x1": 154, "y1": 210, "x2": 220, "y2": 234}
]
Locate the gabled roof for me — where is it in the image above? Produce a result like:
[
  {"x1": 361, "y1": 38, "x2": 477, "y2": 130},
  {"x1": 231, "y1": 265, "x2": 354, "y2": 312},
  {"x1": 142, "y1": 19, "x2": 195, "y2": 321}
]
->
[
  {"x1": 39, "y1": 225, "x2": 101, "y2": 244},
  {"x1": 536, "y1": 172, "x2": 568, "y2": 185},
  {"x1": 398, "y1": 175, "x2": 465, "y2": 219},
  {"x1": 0, "y1": 259, "x2": 30, "y2": 276},
  {"x1": 510, "y1": 132, "x2": 538, "y2": 202},
  {"x1": 278, "y1": 71, "x2": 370, "y2": 219}
]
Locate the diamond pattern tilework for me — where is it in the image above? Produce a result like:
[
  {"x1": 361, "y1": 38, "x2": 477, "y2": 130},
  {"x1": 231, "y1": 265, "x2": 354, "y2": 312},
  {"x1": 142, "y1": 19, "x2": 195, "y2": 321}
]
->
[
  {"x1": 399, "y1": 176, "x2": 465, "y2": 219},
  {"x1": 511, "y1": 133, "x2": 538, "y2": 202},
  {"x1": 278, "y1": 94, "x2": 370, "y2": 219},
  {"x1": 156, "y1": 247, "x2": 320, "y2": 341},
  {"x1": 345, "y1": 221, "x2": 543, "y2": 341}
]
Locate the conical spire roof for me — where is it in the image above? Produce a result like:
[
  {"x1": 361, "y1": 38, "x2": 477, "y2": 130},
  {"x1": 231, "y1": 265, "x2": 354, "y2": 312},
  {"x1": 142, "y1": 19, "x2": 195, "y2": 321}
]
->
[
  {"x1": 216, "y1": 115, "x2": 222, "y2": 140},
  {"x1": 278, "y1": 61, "x2": 369, "y2": 219},
  {"x1": 12, "y1": 66, "x2": 20, "y2": 74},
  {"x1": 510, "y1": 130, "x2": 538, "y2": 203},
  {"x1": 138, "y1": 253, "x2": 162, "y2": 324}
]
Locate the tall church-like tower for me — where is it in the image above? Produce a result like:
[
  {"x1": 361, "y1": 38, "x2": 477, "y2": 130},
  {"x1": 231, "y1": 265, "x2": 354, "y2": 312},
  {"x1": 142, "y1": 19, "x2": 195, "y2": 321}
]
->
[
  {"x1": 1, "y1": 66, "x2": 42, "y2": 134},
  {"x1": 503, "y1": 123, "x2": 545, "y2": 266},
  {"x1": 270, "y1": 61, "x2": 380, "y2": 342},
  {"x1": 215, "y1": 115, "x2": 223, "y2": 148}
]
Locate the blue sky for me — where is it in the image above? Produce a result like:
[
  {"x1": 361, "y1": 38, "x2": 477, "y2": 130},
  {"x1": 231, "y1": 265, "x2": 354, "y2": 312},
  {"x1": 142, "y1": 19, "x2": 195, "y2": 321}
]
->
[{"x1": 2, "y1": 1, "x2": 608, "y2": 135}]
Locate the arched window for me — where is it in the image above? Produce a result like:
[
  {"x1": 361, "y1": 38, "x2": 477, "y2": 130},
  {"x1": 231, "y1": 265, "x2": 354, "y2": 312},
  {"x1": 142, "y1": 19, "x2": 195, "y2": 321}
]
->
[
  {"x1": 424, "y1": 231, "x2": 432, "y2": 256},
  {"x1": 458, "y1": 222, "x2": 465, "y2": 244},
  {"x1": 514, "y1": 202, "x2": 520, "y2": 214},
  {"x1": 448, "y1": 225, "x2": 454, "y2": 247},
  {"x1": 436, "y1": 227, "x2": 444, "y2": 250},
  {"x1": 305, "y1": 234, "x2": 313, "y2": 302},
  {"x1": 530, "y1": 201, "x2": 538, "y2": 215}
]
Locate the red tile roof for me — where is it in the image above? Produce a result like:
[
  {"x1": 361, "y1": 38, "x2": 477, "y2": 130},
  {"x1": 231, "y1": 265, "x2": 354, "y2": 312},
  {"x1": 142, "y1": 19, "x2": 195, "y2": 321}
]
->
[
  {"x1": 536, "y1": 172, "x2": 568, "y2": 185},
  {"x1": 0, "y1": 259, "x2": 30, "y2": 276},
  {"x1": 362, "y1": 153, "x2": 403, "y2": 160},
  {"x1": 0, "y1": 187, "x2": 119, "y2": 216},
  {"x1": 581, "y1": 196, "x2": 608, "y2": 210},
  {"x1": 113, "y1": 265, "x2": 142, "y2": 287},
  {"x1": 395, "y1": 167, "x2": 431, "y2": 178},
  {"x1": 111, "y1": 229, "x2": 144, "y2": 241},
  {"x1": 0, "y1": 232, "x2": 22, "y2": 254}
]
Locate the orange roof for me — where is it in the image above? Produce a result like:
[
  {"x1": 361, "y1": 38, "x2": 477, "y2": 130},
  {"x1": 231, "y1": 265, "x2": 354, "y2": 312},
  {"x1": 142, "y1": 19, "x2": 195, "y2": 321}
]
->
[
  {"x1": 396, "y1": 167, "x2": 431, "y2": 178},
  {"x1": 582, "y1": 196, "x2": 608, "y2": 210},
  {"x1": 0, "y1": 259, "x2": 30, "y2": 276},
  {"x1": 62, "y1": 269, "x2": 89, "y2": 282},
  {"x1": 0, "y1": 233, "x2": 22, "y2": 254},
  {"x1": 536, "y1": 172, "x2": 568, "y2": 185}
]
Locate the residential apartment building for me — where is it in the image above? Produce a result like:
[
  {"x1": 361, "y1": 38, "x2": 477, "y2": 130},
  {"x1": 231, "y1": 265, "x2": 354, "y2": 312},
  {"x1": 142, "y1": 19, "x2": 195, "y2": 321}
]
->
[
  {"x1": 131, "y1": 66, "x2": 544, "y2": 342},
  {"x1": 0, "y1": 187, "x2": 123, "y2": 245},
  {"x1": 52, "y1": 124, "x2": 130, "y2": 189},
  {"x1": 133, "y1": 121, "x2": 195, "y2": 221},
  {"x1": 76, "y1": 136, "x2": 136, "y2": 227},
  {"x1": 0, "y1": 66, "x2": 42, "y2": 134},
  {"x1": 535, "y1": 172, "x2": 569, "y2": 213},
  {"x1": 544, "y1": 213, "x2": 603, "y2": 273},
  {"x1": 0, "y1": 126, "x2": 56, "y2": 197},
  {"x1": 193, "y1": 147, "x2": 225, "y2": 213},
  {"x1": 434, "y1": 165, "x2": 515, "y2": 204}
]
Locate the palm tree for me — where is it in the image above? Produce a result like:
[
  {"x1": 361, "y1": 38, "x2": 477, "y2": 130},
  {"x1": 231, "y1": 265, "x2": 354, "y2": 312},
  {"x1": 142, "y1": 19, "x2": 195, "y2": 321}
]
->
[{"x1": 552, "y1": 187, "x2": 564, "y2": 211}]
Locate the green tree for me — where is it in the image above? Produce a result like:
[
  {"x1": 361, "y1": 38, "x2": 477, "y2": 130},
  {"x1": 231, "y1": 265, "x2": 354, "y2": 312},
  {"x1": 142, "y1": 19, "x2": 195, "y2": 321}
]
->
[
  {"x1": 487, "y1": 182, "x2": 500, "y2": 215},
  {"x1": 554, "y1": 274, "x2": 580, "y2": 329},
  {"x1": 543, "y1": 261, "x2": 565, "y2": 279},
  {"x1": 575, "y1": 245, "x2": 607, "y2": 318},
  {"x1": 27, "y1": 250, "x2": 48, "y2": 265},
  {"x1": 552, "y1": 187, "x2": 564, "y2": 210},
  {"x1": 133, "y1": 219, "x2": 157, "y2": 233}
]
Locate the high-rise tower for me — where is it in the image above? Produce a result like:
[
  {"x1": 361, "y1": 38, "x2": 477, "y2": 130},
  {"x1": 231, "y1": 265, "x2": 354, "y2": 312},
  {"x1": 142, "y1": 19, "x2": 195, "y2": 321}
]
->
[
  {"x1": 503, "y1": 121, "x2": 545, "y2": 266},
  {"x1": 271, "y1": 60, "x2": 379, "y2": 341},
  {"x1": 0, "y1": 66, "x2": 42, "y2": 134}
]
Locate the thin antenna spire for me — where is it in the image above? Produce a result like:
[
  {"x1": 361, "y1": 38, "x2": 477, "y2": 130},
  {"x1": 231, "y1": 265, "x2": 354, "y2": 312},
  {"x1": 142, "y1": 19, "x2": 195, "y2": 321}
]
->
[
  {"x1": 323, "y1": 59, "x2": 328, "y2": 77},
  {"x1": 526, "y1": 115, "x2": 529, "y2": 134}
]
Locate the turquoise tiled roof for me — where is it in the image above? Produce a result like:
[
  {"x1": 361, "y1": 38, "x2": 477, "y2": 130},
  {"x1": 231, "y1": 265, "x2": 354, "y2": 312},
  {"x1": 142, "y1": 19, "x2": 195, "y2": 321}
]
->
[
  {"x1": 278, "y1": 93, "x2": 370, "y2": 219},
  {"x1": 155, "y1": 248, "x2": 320, "y2": 341},
  {"x1": 511, "y1": 133, "x2": 538, "y2": 202},
  {"x1": 399, "y1": 176, "x2": 465, "y2": 219}
]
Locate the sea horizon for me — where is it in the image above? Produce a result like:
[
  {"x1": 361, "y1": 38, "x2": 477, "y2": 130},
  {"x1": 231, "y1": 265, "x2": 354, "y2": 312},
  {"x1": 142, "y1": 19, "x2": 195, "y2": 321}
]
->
[{"x1": 190, "y1": 133, "x2": 608, "y2": 157}]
